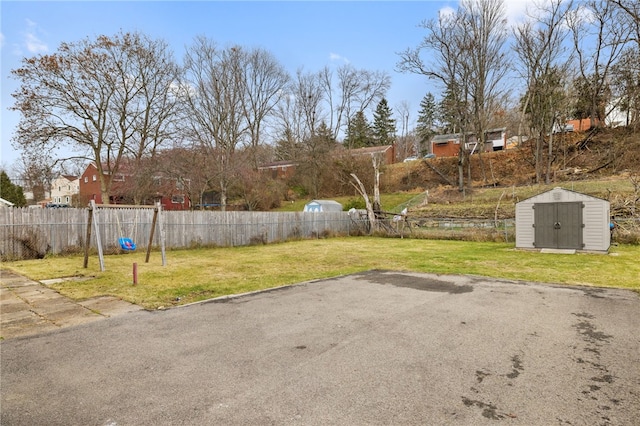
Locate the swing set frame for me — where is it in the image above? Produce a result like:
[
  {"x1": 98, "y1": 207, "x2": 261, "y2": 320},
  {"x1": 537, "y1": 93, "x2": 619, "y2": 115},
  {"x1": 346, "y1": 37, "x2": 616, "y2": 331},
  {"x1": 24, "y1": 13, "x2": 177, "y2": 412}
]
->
[{"x1": 83, "y1": 200, "x2": 166, "y2": 272}]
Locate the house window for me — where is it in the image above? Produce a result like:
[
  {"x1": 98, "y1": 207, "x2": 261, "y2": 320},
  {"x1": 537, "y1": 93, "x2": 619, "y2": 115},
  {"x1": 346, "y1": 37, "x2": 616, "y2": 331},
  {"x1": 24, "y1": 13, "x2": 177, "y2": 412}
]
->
[
  {"x1": 65, "y1": 196, "x2": 70, "y2": 203},
  {"x1": 171, "y1": 195, "x2": 185, "y2": 204},
  {"x1": 84, "y1": 177, "x2": 88, "y2": 183},
  {"x1": 92, "y1": 175, "x2": 97, "y2": 182},
  {"x1": 113, "y1": 174, "x2": 125, "y2": 182},
  {"x1": 59, "y1": 186, "x2": 62, "y2": 192}
]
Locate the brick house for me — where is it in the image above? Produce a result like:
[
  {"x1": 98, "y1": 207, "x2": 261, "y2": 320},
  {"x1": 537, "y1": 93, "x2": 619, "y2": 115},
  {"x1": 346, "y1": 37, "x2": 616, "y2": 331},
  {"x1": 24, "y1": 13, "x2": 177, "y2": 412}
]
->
[
  {"x1": 431, "y1": 128, "x2": 507, "y2": 157},
  {"x1": 258, "y1": 160, "x2": 298, "y2": 179},
  {"x1": 79, "y1": 162, "x2": 191, "y2": 210}
]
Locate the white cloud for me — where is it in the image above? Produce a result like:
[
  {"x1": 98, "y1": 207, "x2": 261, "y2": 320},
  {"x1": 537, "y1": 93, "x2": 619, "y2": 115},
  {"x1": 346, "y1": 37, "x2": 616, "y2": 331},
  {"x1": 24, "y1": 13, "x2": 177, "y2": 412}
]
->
[
  {"x1": 438, "y1": 5, "x2": 456, "y2": 20},
  {"x1": 503, "y1": 0, "x2": 529, "y2": 27},
  {"x1": 329, "y1": 52, "x2": 349, "y2": 64},
  {"x1": 23, "y1": 19, "x2": 48, "y2": 54}
]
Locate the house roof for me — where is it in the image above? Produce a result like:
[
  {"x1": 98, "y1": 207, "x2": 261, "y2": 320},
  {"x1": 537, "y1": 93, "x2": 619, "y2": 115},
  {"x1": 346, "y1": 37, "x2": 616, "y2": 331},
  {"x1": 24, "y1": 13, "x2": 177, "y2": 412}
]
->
[
  {"x1": 258, "y1": 160, "x2": 298, "y2": 169},
  {"x1": 0, "y1": 197, "x2": 15, "y2": 207},
  {"x1": 349, "y1": 145, "x2": 393, "y2": 156},
  {"x1": 306, "y1": 200, "x2": 342, "y2": 206},
  {"x1": 431, "y1": 128, "x2": 507, "y2": 143},
  {"x1": 431, "y1": 133, "x2": 462, "y2": 143}
]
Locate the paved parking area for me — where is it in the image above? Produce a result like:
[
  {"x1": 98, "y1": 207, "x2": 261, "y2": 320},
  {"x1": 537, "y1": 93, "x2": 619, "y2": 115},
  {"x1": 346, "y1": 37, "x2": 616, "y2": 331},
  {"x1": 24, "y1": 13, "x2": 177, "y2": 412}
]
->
[{"x1": 1, "y1": 271, "x2": 639, "y2": 425}]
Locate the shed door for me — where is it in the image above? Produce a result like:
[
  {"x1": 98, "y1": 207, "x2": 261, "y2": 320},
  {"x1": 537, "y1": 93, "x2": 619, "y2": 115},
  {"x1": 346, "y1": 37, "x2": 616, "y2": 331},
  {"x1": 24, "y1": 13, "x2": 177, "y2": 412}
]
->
[{"x1": 534, "y1": 202, "x2": 583, "y2": 249}]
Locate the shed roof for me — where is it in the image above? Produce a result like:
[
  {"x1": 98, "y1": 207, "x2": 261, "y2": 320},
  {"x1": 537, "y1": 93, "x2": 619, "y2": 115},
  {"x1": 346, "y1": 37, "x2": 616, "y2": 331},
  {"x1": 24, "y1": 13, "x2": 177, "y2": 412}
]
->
[
  {"x1": 517, "y1": 187, "x2": 608, "y2": 204},
  {"x1": 306, "y1": 200, "x2": 342, "y2": 206}
]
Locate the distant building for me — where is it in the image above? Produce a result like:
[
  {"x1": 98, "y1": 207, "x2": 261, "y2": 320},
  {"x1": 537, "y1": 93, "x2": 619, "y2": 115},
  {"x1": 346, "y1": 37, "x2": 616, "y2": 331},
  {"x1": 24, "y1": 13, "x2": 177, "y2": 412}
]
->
[
  {"x1": 50, "y1": 175, "x2": 80, "y2": 206},
  {"x1": 431, "y1": 133, "x2": 463, "y2": 157},
  {"x1": 78, "y1": 162, "x2": 191, "y2": 210},
  {"x1": 347, "y1": 144, "x2": 396, "y2": 165},
  {"x1": 258, "y1": 160, "x2": 297, "y2": 179},
  {"x1": 79, "y1": 163, "x2": 106, "y2": 205},
  {"x1": 431, "y1": 128, "x2": 507, "y2": 157}
]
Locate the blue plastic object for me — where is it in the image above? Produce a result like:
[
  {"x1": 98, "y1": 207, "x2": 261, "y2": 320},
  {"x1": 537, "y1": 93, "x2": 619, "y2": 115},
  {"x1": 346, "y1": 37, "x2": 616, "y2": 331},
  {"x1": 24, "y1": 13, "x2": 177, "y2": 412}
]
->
[{"x1": 118, "y1": 237, "x2": 136, "y2": 251}]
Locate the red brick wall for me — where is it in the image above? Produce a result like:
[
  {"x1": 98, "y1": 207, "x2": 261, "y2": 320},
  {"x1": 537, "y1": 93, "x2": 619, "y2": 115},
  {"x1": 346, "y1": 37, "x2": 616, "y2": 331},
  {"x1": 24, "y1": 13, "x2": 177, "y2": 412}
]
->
[
  {"x1": 79, "y1": 163, "x2": 105, "y2": 205},
  {"x1": 432, "y1": 142, "x2": 460, "y2": 157}
]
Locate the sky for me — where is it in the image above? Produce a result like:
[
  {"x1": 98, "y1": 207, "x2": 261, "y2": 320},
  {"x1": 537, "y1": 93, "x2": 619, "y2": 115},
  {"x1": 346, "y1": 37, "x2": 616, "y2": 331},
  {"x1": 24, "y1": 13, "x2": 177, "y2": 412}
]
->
[{"x1": 0, "y1": 0, "x2": 531, "y2": 175}]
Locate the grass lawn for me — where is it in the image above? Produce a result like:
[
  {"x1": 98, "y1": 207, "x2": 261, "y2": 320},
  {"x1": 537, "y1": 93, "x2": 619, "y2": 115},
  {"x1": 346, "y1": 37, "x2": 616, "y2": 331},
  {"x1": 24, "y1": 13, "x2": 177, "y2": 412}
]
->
[{"x1": 2, "y1": 238, "x2": 639, "y2": 310}]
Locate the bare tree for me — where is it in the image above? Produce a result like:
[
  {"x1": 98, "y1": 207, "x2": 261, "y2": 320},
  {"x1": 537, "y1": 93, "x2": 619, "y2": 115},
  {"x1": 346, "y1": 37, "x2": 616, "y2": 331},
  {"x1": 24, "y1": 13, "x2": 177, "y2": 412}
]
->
[
  {"x1": 241, "y1": 48, "x2": 290, "y2": 167},
  {"x1": 10, "y1": 31, "x2": 179, "y2": 204},
  {"x1": 514, "y1": 0, "x2": 574, "y2": 183},
  {"x1": 14, "y1": 153, "x2": 56, "y2": 204},
  {"x1": 113, "y1": 34, "x2": 182, "y2": 204},
  {"x1": 566, "y1": 0, "x2": 633, "y2": 128},
  {"x1": 319, "y1": 64, "x2": 390, "y2": 144},
  {"x1": 610, "y1": 0, "x2": 640, "y2": 46},
  {"x1": 459, "y1": 0, "x2": 511, "y2": 159},
  {"x1": 273, "y1": 94, "x2": 305, "y2": 161},
  {"x1": 294, "y1": 68, "x2": 325, "y2": 138},
  {"x1": 397, "y1": 4, "x2": 475, "y2": 191},
  {"x1": 398, "y1": 0, "x2": 510, "y2": 190},
  {"x1": 608, "y1": 47, "x2": 640, "y2": 129},
  {"x1": 180, "y1": 38, "x2": 250, "y2": 211}
]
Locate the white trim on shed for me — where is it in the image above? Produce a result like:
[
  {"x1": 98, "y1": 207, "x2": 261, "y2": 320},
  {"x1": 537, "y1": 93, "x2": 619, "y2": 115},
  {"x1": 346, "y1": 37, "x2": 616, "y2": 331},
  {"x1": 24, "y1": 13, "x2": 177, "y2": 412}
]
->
[{"x1": 516, "y1": 187, "x2": 610, "y2": 252}]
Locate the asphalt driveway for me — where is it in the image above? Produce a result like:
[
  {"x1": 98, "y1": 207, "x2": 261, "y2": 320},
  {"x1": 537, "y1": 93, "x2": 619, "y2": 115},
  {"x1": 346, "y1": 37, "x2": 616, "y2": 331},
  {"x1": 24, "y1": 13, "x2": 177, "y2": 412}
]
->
[{"x1": 1, "y1": 271, "x2": 639, "y2": 425}]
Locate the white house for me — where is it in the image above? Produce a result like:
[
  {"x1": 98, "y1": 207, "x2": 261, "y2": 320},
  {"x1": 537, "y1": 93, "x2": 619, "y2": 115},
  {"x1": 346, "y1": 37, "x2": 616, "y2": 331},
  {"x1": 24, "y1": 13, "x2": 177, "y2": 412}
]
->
[
  {"x1": 50, "y1": 175, "x2": 80, "y2": 206},
  {"x1": 605, "y1": 98, "x2": 629, "y2": 128}
]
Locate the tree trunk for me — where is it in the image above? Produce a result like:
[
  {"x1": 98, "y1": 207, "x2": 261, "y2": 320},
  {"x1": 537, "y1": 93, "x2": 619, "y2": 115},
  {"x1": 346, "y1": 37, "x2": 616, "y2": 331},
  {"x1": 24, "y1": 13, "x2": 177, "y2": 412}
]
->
[
  {"x1": 458, "y1": 146, "x2": 465, "y2": 193},
  {"x1": 350, "y1": 173, "x2": 376, "y2": 233},
  {"x1": 546, "y1": 128, "x2": 554, "y2": 184}
]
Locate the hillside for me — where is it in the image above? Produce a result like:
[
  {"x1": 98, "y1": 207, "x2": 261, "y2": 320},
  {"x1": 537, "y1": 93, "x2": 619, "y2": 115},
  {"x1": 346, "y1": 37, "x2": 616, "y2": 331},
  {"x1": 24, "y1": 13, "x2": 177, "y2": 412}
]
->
[{"x1": 381, "y1": 127, "x2": 640, "y2": 220}]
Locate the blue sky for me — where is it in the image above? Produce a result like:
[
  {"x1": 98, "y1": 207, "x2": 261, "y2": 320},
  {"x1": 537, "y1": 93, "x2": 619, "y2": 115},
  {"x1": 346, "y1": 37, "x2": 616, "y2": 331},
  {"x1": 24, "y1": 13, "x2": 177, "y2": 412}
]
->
[{"x1": 0, "y1": 1, "x2": 529, "y2": 172}]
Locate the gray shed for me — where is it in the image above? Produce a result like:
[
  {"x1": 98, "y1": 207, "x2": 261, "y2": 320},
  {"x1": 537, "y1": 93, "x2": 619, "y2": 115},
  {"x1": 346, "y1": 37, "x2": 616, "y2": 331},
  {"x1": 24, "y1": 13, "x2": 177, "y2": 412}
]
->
[
  {"x1": 515, "y1": 187, "x2": 610, "y2": 252},
  {"x1": 303, "y1": 200, "x2": 343, "y2": 213}
]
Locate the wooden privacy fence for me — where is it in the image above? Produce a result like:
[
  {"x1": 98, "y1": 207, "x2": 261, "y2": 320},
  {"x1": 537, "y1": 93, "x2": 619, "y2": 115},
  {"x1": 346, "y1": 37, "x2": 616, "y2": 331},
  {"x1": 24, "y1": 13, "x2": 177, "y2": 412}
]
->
[{"x1": 0, "y1": 208, "x2": 361, "y2": 261}]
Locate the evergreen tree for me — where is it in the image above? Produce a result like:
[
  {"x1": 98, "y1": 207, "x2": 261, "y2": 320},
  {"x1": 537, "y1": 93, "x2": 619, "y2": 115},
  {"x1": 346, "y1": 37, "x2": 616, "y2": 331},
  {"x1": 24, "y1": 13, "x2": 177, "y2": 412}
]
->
[
  {"x1": 416, "y1": 93, "x2": 438, "y2": 147},
  {"x1": 372, "y1": 98, "x2": 396, "y2": 146},
  {"x1": 439, "y1": 86, "x2": 465, "y2": 134},
  {"x1": 0, "y1": 170, "x2": 27, "y2": 206},
  {"x1": 344, "y1": 111, "x2": 372, "y2": 148}
]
